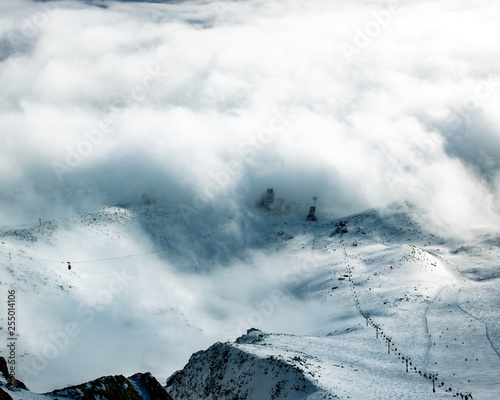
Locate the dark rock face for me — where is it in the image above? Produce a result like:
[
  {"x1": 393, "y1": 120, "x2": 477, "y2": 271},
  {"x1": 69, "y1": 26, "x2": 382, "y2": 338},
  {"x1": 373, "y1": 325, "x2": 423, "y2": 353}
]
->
[
  {"x1": 0, "y1": 358, "x2": 8, "y2": 381},
  {"x1": 0, "y1": 356, "x2": 172, "y2": 400},
  {"x1": 0, "y1": 357, "x2": 28, "y2": 391},
  {"x1": 49, "y1": 375, "x2": 143, "y2": 400},
  {"x1": 166, "y1": 340, "x2": 318, "y2": 400},
  {"x1": 0, "y1": 388, "x2": 13, "y2": 400},
  {"x1": 129, "y1": 372, "x2": 175, "y2": 400},
  {"x1": 48, "y1": 372, "x2": 174, "y2": 400}
]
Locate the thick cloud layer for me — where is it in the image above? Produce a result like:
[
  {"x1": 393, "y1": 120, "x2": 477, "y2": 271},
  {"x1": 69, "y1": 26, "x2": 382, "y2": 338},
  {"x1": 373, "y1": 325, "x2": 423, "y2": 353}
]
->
[{"x1": 1, "y1": 0, "x2": 500, "y2": 237}]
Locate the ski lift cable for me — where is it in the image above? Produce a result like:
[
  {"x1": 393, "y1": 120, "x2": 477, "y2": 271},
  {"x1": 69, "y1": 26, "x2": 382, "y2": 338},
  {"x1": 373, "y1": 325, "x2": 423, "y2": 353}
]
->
[
  {"x1": 0, "y1": 212, "x2": 247, "y2": 266},
  {"x1": 75, "y1": 260, "x2": 167, "y2": 274},
  {"x1": 75, "y1": 250, "x2": 202, "y2": 274},
  {"x1": 64, "y1": 245, "x2": 197, "y2": 274},
  {"x1": 72, "y1": 212, "x2": 247, "y2": 265}
]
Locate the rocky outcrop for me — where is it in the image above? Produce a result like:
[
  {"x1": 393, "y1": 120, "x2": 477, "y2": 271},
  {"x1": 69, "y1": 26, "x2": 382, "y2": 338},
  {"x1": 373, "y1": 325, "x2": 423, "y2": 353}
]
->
[
  {"x1": 166, "y1": 331, "x2": 319, "y2": 400},
  {"x1": 0, "y1": 357, "x2": 28, "y2": 391},
  {"x1": 49, "y1": 374, "x2": 142, "y2": 399},
  {"x1": 0, "y1": 359, "x2": 173, "y2": 400},
  {"x1": 129, "y1": 372, "x2": 175, "y2": 400},
  {"x1": 0, "y1": 358, "x2": 7, "y2": 382},
  {"x1": 48, "y1": 373, "x2": 174, "y2": 400},
  {"x1": 0, "y1": 388, "x2": 13, "y2": 400}
]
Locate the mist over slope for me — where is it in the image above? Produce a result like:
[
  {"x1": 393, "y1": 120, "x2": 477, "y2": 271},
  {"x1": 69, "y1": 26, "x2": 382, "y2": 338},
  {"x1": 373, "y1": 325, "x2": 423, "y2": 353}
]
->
[{"x1": 0, "y1": 200, "x2": 498, "y2": 398}]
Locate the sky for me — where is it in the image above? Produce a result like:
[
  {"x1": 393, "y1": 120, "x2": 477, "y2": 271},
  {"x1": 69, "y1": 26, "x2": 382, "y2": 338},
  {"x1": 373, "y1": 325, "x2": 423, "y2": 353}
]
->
[{"x1": 1, "y1": 0, "x2": 500, "y2": 238}]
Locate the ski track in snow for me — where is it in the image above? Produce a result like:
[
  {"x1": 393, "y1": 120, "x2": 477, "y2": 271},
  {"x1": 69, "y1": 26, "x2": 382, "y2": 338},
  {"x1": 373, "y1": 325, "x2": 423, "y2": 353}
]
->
[
  {"x1": 337, "y1": 216, "x2": 495, "y2": 399},
  {"x1": 456, "y1": 288, "x2": 500, "y2": 360}
]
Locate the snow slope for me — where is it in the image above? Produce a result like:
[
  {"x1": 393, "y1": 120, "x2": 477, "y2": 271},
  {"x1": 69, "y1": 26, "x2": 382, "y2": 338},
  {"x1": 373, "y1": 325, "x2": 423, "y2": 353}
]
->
[
  {"x1": 0, "y1": 200, "x2": 498, "y2": 398},
  {"x1": 166, "y1": 202, "x2": 500, "y2": 399},
  {"x1": 167, "y1": 328, "x2": 461, "y2": 400}
]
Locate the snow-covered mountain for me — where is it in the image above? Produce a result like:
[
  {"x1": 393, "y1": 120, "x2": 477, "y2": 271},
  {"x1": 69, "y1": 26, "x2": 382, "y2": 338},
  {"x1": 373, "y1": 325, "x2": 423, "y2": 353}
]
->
[
  {"x1": 163, "y1": 203, "x2": 499, "y2": 399},
  {"x1": 0, "y1": 358, "x2": 173, "y2": 400},
  {"x1": 0, "y1": 199, "x2": 499, "y2": 399}
]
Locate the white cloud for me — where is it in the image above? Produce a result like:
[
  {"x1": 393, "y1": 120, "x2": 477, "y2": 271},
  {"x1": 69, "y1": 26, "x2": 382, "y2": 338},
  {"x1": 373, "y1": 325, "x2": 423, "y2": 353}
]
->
[{"x1": 0, "y1": 0, "x2": 499, "y2": 233}]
